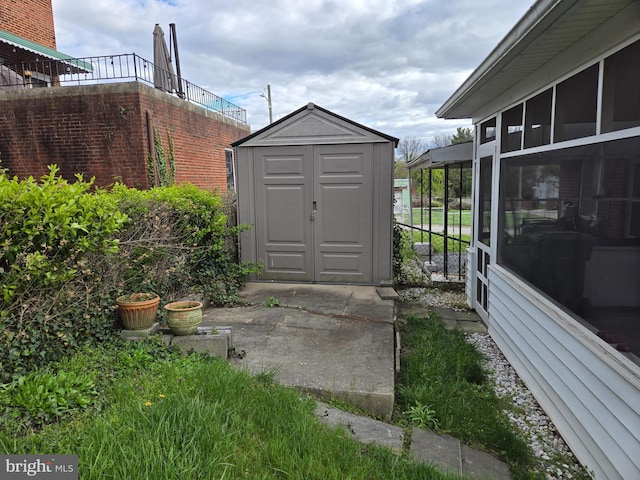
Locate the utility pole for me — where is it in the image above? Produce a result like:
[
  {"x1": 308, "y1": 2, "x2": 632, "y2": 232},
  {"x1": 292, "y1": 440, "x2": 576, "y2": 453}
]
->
[{"x1": 261, "y1": 84, "x2": 273, "y2": 123}]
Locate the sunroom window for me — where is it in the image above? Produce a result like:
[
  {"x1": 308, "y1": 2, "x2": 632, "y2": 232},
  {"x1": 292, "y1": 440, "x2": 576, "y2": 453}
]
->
[
  {"x1": 480, "y1": 117, "x2": 496, "y2": 144},
  {"x1": 554, "y1": 64, "x2": 598, "y2": 142},
  {"x1": 601, "y1": 38, "x2": 640, "y2": 133},
  {"x1": 524, "y1": 89, "x2": 552, "y2": 148},
  {"x1": 501, "y1": 104, "x2": 523, "y2": 153},
  {"x1": 498, "y1": 136, "x2": 640, "y2": 360}
]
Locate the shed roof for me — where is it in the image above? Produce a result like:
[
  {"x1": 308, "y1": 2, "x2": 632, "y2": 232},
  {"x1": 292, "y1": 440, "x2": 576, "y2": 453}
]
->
[
  {"x1": 406, "y1": 141, "x2": 473, "y2": 170},
  {"x1": 232, "y1": 102, "x2": 399, "y2": 147},
  {"x1": 436, "y1": 0, "x2": 636, "y2": 119}
]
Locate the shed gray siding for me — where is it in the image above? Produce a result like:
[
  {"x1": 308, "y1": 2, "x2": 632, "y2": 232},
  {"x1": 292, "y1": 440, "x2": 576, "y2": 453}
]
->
[{"x1": 234, "y1": 103, "x2": 396, "y2": 285}]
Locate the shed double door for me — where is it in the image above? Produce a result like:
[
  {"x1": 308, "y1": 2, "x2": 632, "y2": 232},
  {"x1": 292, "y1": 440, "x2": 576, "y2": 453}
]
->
[{"x1": 254, "y1": 144, "x2": 373, "y2": 283}]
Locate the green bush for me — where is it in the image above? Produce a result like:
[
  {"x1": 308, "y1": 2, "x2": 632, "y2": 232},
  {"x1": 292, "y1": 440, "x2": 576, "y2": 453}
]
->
[
  {"x1": 447, "y1": 200, "x2": 472, "y2": 210},
  {"x1": 393, "y1": 225, "x2": 433, "y2": 287},
  {"x1": 111, "y1": 184, "x2": 260, "y2": 306},
  {"x1": 0, "y1": 165, "x2": 126, "y2": 304},
  {"x1": 0, "y1": 166, "x2": 259, "y2": 382},
  {"x1": 0, "y1": 369, "x2": 96, "y2": 427},
  {"x1": 0, "y1": 166, "x2": 127, "y2": 381}
]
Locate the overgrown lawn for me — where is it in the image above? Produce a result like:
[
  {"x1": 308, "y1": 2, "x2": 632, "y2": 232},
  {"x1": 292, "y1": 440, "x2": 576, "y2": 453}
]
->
[
  {"x1": 0, "y1": 340, "x2": 452, "y2": 480},
  {"x1": 395, "y1": 312, "x2": 537, "y2": 479}
]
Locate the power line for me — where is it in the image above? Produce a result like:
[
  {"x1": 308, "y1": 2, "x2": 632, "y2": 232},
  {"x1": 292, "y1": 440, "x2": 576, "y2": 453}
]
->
[{"x1": 226, "y1": 90, "x2": 262, "y2": 100}]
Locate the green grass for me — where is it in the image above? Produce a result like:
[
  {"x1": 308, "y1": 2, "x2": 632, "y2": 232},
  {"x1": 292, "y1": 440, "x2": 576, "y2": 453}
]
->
[
  {"x1": 426, "y1": 234, "x2": 471, "y2": 253},
  {"x1": 0, "y1": 340, "x2": 451, "y2": 480},
  {"x1": 1, "y1": 308, "x2": 589, "y2": 480},
  {"x1": 407, "y1": 230, "x2": 470, "y2": 253},
  {"x1": 395, "y1": 313, "x2": 537, "y2": 480},
  {"x1": 406, "y1": 208, "x2": 472, "y2": 227}
]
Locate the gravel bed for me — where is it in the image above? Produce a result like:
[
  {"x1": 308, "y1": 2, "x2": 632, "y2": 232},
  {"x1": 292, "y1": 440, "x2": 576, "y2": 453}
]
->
[
  {"x1": 398, "y1": 286, "x2": 468, "y2": 309},
  {"x1": 398, "y1": 287, "x2": 590, "y2": 480},
  {"x1": 467, "y1": 333, "x2": 589, "y2": 479}
]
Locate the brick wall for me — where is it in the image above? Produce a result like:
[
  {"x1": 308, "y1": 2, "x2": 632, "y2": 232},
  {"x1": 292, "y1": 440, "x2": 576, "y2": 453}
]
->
[
  {"x1": 601, "y1": 159, "x2": 630, "y2": 238},
  {"x1": 0, "y1": 82, "x2": 251, "y2": 191},
  {"x1": 139, "y1": 88, "x2": 249, "y2": 192},
  {"x1": 0, "y1": 0, "x2": 56, "y2": 49},
  {"x1": 558, "y1": 159, "x2": 582, "y2": 203}
]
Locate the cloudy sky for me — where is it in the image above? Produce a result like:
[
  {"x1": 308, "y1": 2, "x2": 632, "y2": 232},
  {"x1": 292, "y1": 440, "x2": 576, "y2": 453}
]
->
[{"x1": 51, "y1": 0, "x2": 532, "y2": 143}]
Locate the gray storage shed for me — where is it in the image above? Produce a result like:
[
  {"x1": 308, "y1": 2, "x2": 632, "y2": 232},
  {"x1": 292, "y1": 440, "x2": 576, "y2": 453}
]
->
[{"x1": 232, "y1": 102, "x2": 398, "y2": 285}]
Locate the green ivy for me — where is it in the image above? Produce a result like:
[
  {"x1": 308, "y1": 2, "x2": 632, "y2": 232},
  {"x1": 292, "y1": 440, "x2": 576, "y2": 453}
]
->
[{"x1": 148, "y1": 127, "x2": 176, "y2": 187}]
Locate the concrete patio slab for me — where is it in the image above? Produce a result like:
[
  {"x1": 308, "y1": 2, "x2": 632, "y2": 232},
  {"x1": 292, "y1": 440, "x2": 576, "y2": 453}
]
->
[{"x1": 201, "y1": 282, "x2": 396, "y2": 418}]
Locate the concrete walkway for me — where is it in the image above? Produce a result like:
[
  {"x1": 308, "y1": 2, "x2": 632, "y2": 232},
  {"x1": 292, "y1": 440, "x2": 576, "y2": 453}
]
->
[
  {"x1": 202, "y1": 282, "x2": 510, "y2": 479},
  {"x1": 315, "y1": 403, "x2": 511, "y2": 480},
  {"x1": 201, "y1": 282, "x2": 396, "y2": 418}
]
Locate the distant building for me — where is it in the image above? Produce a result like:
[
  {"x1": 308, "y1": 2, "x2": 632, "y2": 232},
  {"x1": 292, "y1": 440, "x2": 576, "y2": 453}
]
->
[
  {"x1": 0, "y1": 0, "x2": 250, "y2": 191},
  {"x1": 393, "y1": 178, "x2": 410, "y2": 221}
]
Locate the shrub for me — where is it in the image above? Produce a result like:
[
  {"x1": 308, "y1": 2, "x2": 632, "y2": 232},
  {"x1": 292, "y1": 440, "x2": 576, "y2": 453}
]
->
[
  {"x1": 110, "y1": 183, "x2": 260, "y2": 306},
  {"x1": 447, "y1": 200, "x2": 472, "y2": 210},
  {"x1": 0, "y1": 166, "x2": 127, "y2": 381},
  {"x1": 0, "y1": 165, "x2": 126, "y2": 305},
  {"x1": 392, "y1": 223, "x2": 408, "y2": 282},
  {"x1": 393, "y1": 224, "x2": 427, "y2": 286},
  {"x1": 0, "y1": 166, "x2": 259, "y2": 381}
]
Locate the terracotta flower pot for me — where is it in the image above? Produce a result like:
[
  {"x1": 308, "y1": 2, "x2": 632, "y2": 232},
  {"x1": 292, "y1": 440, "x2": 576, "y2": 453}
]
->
[
  {"x1": 116, "y1": 293, "x2": 160, "y2": 330},
  {"x1": 164, "y1": 300, "x2": 203, "y2": 336}
]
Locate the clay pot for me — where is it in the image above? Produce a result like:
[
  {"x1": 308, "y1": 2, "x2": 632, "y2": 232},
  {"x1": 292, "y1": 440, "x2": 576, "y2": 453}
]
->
[
  {"x1": 116, "y1": 293, "x2": 160, "y2": 330},
  {"x1": 164, "y1": 300, "x2": 203, "y2": 336}
]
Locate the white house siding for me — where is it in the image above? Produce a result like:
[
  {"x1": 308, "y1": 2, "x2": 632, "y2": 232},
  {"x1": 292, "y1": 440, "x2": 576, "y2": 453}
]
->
[
  {"x1": 465, "y1": 247, "x2": 474, "y2": 309},
  {"x1": 487, "y1": 265, "x2": 640, "y2": 480}
]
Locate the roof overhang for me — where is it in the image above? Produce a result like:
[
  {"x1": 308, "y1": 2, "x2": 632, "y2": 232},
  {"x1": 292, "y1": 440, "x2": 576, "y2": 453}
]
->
[
  {"x1": 436, "y1": 0, "x2": 636, "y2": 120},
  {"x1": 0, "y1": 29, "x2": 92, "y2": 73},
  {"x1": 406, "y1": 141, "x2": 473, "y2": 171}
]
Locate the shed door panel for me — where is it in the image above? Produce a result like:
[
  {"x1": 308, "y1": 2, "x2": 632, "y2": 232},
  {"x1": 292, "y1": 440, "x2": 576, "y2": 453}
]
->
[
  {"x1": 314, "y1": 144, "x2": 373, "y2": 283},
  {"x1": 254, "y1": 146, "x2": 313, "y2": 281},
  {"x1": 253, "y1": 144, "x2": 373, "y2": 283}
]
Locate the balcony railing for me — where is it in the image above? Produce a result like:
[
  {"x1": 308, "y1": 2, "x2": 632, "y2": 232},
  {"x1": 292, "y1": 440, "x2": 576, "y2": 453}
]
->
[{"x1": 0, "y1": 53, "x2": 247, "y2": 125}]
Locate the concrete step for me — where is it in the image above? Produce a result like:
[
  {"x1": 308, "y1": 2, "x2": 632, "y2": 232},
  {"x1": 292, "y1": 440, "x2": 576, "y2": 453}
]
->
[{"x1": 315, "y1": 403, "x2": 511, "y2": 479}]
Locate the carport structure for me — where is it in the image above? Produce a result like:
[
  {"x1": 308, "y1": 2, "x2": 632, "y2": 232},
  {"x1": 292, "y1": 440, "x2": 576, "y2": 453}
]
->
[{"x1": 405, "y1": 142, "x2": 473, "y2": 280}]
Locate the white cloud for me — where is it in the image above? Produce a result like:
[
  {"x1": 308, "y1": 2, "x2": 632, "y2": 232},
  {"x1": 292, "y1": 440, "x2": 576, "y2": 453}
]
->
[{"x1": 51, "y1": 0, "x2": 532, "y2": 140}]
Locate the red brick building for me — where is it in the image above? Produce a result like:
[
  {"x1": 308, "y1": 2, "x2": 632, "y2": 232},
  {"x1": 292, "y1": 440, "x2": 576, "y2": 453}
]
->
[
  {"x1": 0, "y1": 0, "x2": 56, "y2": 51},
  {"x1": 0, "y1": 0, "x2": 250, "y2": 191}
]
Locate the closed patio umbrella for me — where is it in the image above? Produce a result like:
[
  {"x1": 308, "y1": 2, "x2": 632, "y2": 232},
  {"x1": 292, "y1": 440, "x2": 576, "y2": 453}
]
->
[{"x1": 153, "y1": 24, "x2": 177, "y2": 93}]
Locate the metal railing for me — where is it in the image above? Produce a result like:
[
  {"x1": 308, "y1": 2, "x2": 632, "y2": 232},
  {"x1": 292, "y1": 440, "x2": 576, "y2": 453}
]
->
[
  {"x1": 0, "y1": 53, "x2": 247, "y2": 125},
  {"x1": 396, "y1": 221, "x2": 469, "y2": 281}
]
